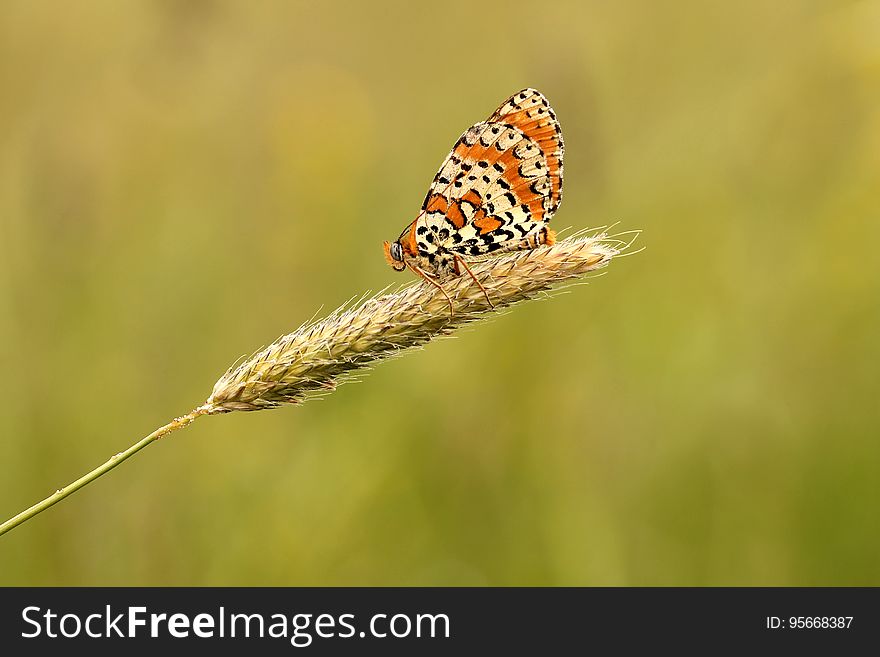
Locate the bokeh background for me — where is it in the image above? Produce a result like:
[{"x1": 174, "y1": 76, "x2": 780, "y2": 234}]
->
[{"x1": 1, "y1": 1, "x2": 878, "y2": 585}]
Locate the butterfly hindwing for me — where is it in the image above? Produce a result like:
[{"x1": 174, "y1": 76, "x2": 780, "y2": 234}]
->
[
  {"x1": 487, "y1": 88, "x2": 564, "y2": 217},
  {"x1": 414, "y1": 88, "x2": 564, "y2": 260}
]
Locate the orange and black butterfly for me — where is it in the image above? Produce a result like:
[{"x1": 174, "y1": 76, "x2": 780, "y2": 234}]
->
[{"x1": 384, "y1": 88, "x2": 564, "y2": 311}]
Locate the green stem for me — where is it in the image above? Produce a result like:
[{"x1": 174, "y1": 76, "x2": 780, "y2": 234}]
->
[{"x1": 0, "y1": 405, "x2": 213, "y2": 538}]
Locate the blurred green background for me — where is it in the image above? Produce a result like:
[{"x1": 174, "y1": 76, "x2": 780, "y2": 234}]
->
[{"x1": 1, "y1": 1, "x2": 878, "y2": 585}]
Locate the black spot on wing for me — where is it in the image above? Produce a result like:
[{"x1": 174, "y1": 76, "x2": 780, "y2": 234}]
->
[{"x1": 518, "y1": 163, "x2": 536, "y2": 178}]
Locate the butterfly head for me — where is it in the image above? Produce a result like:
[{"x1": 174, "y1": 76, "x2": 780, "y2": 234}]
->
[{"x1": 383, "y1": 240, "x2": 407, "y2": 272}]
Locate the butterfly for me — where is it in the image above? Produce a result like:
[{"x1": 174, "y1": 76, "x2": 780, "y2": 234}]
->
[{"x1": 383, "y1": 88, "x2": 564, "y2": 313}]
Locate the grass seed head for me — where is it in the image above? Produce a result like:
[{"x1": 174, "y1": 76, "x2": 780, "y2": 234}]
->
[{"x1": 207, "y1": 232, "x2": 631, "y2": 412}]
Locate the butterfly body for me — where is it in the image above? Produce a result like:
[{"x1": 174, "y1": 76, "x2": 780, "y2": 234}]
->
[{"x1": 384, "y1": 88, "x2": 564, "y2": 303}]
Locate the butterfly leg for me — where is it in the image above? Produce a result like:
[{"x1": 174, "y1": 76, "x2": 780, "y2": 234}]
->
[
  {"x1": 406, "y1": 263, "x2": 455, "y2": 318},
  {"x1": 453, "y1": 254, "x2": 494, "y2": 309}
]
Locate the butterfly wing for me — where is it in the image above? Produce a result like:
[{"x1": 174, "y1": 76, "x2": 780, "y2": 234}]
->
[{"x1": 410, "y1": 88, "x2": 564, "y2": 260}]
